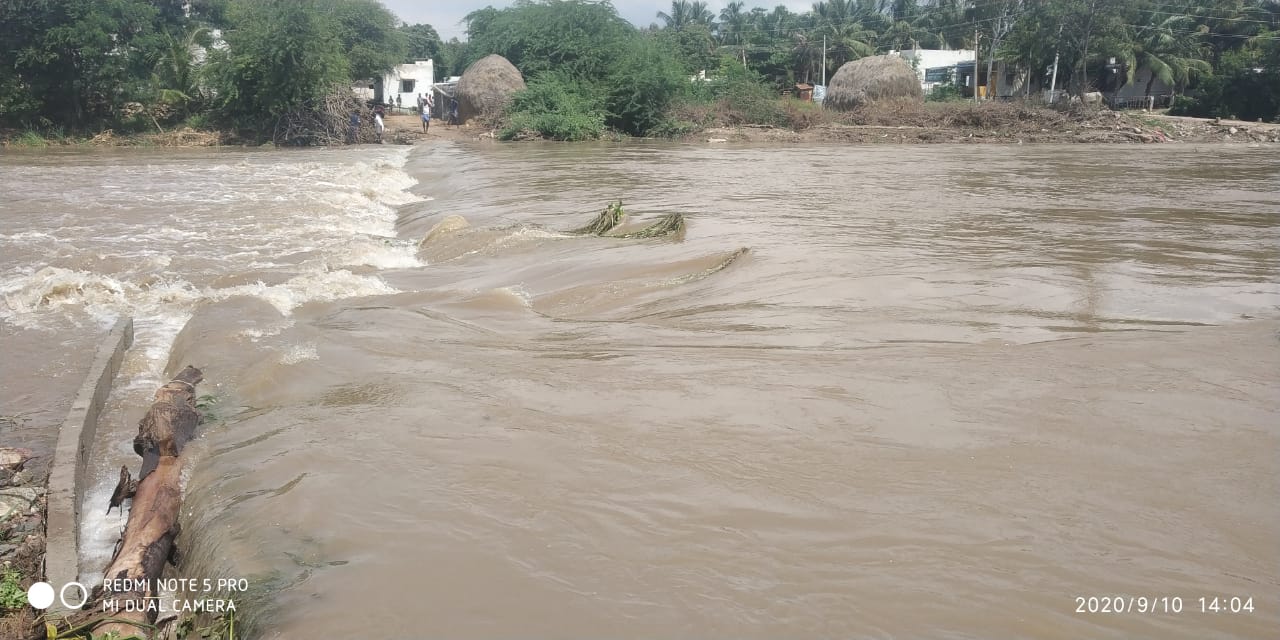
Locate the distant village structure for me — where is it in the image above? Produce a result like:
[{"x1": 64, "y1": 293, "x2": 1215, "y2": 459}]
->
[
  {"x1": 889, "y1": 49, "x2": 1174, "y2": 107},
  {"x1": 354, "y1": 59, "x2": 435, "y2": 107}
]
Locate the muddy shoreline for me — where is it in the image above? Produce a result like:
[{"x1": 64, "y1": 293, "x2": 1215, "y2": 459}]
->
[{"x1": 6, "y1": 109, "x2": 1279, "y2": 149}]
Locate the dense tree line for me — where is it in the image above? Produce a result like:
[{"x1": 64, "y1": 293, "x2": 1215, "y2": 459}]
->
[
  {"x1": 2, "y1": 0, "x2": 1276, "y2": 140},
  {"x1": 0, "y1": 0, "x2": 438, "y2": 136},
  {"x1": 451, "y1": 0, "x2": 1278, "y2": 138}
]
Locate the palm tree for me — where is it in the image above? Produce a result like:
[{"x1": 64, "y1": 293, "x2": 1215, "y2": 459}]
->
[
  {"x1": 719, "y1": 1, "x2": 750, "y2": 65},
  {"x1": 792, "y1": 31, "x2": 821, "y2": 83},
  {"x1": 915, "y1": 0, "x2": 969, "y2": 50},
  {"x1": 813, "y1": 0, "x2": 882, "y2": 70},
  {"x1": 658, "y1": 0, "x2": 715, "y2": 32},
  {"x1": 152, "y1": 26, "x2": 212, "y2": 115},
  {"x1": 1120, "y1": 13, "x2": 1213, "y2": 98},
  {"x1": 1191, "y1": 0, "x2": 1268, "y2": 66}
]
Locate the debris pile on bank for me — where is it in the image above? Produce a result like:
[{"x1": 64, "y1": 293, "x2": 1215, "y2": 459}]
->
[
  {"x1": 694, "y1": 101, "x2": 1280, "y2": 145},
  {"x1": 0, "y1": 447, "x2": 45, "y2": 640}
]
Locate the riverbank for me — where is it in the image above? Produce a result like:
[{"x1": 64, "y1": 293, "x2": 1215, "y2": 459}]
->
[
  {"x1": 7, "y1": 104, "x2": 1277, "y2": 150},
  {"x1": 690, "y1": 103, "x2": 1280, "y2": 145}
]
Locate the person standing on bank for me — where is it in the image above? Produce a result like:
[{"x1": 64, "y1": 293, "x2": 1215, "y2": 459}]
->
[{"x1": 421, "y1": 91, "x2": 435, "y2": 133}]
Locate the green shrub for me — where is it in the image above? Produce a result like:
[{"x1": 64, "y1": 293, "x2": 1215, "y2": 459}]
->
[
  {"x1": 499, "y1": 75, "x2": 606, "y2": 141},
  {"x1": 10, "y1": 131, "x2": 48, "y2": 147},
  {"x1": 0, "y1": 567, "x2": 26, "y2": 613},
  {"x1": 926, "y1": 84, "x2": 965, "y2": 102},
  {"x1": 712, "y1": 64, "x2": 787, "y2": 126},
  {"x1": 782, "y1": 99, "x2": 828, "y2": 130},
  {"x1": 183, "y1": 113, "x2": 212, "y2": 130},
  {"x1": 207, "y1": 0, "x2": 350, "y2": 132},
  {"x1": 605, "y1": 36, "x2": 687, "y2": 136},
  {"x1": 650, "y1": 97, "x2": 715, "y2": 137},
  {"x1": 1169, "y1": 51, "x2": 1280, "y2": 122}
]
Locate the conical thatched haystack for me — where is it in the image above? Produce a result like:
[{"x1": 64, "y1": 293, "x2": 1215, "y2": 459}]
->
[
  {"x1": 456, "y1": 54, "x2": 526, "y2": 123},
  {"x1": 823, "y1": 55, "x2": 922, "y2": 111}
]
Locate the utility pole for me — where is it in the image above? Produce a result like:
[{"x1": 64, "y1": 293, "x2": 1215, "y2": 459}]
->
[
  {"x1": 1048, "y1": 25, "x2": 1063, "y2": 104},
  {"x1": 973, "y1": 28, "x2": 980, "y2": 103},
  {"x1": 821, "y1": 34, "x2": 827, "y2": 86}
]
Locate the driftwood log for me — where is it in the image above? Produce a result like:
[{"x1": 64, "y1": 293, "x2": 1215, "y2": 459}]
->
[{"x1": 89, "y1": 365, "x2": 203, "y2": 639}]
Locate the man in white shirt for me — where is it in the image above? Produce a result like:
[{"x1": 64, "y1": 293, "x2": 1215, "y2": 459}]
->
[{"x1": 421, "y1": 91, "x2": 435, "y2": 133}]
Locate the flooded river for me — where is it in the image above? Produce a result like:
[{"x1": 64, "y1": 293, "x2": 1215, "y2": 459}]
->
[{"x1": 1, "y1": 142, "x2": 1277, "y2": 638}]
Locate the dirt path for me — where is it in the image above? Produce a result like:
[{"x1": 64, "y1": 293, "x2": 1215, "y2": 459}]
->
[{"x1": 384, "y1": 114, "x2": 496, "y2": 144}]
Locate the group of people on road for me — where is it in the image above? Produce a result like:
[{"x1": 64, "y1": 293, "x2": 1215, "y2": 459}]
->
[
  {"x1": 349, "y1": 91, "x2": 460, "y2": 143},
  {"x1": 417, "y1": 91, "x2": 459, "y2": 132}
]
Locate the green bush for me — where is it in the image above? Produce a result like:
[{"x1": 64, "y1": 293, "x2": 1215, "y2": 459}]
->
[
  {"x1": 183, "y1": 113, "x2": 212, "y2": 130},
  {"x1": 605, "y1": 36, "x2": 688, "y2": 136},
  {"x1": 783, "y1": 99, "x2": 828, "y2": 130},
  {"x1": 650, "y1": 105, "x2": 712, "y2": 137},
  {"x1": 709, "y1": 63, "x2": 787, "y2": 126},
  {"x1": 1169, "y1": 51, "x2": 1280, "y2": 122},
  {"x1": 926, "y1": 84, "x2": 965, "y2": 102},
  {"x1": 0, "y1": 567, "x2": 26, "y2": 613},
  {"x1": 208, "y1": 0, "x2": 351, "y2": 132},
  {"x1": 499, "y1": 75, "x2": 606, "y2": 141},
  {"x1": 10, "y1": 131, "x2": 49, "y2": 147}
]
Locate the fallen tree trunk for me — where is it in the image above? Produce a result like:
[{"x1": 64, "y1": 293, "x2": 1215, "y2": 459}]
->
[{"x1": 88, "y1": 366, "x2": 203, "y2": 639}]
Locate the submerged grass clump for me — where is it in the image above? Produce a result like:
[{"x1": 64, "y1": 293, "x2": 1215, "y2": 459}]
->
[
  {"x1": 568, "y1": 200, "x2": 626, "y2": 236},
  {"x1": 566, "y1": 202, "x2": 687, "y2": 239},
  {"x1": 614, "y1": 213, "x2": 685, "y2": 239}
]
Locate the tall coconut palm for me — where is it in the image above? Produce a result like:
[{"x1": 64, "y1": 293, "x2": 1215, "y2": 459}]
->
[
  {"x1": 792, "y1": 30, "x2": 821, "y2": 83},
  {"x1": 1191, "y1": 0, "x2": 1268, "y2": 66},
  {"x1": 814, "y1": 1, "x2": 881, "y2": 69},
  {"x1": 915, "y1": 0, "x2": 969, "y2": 49},
  {"x1": 1120, "y1": 13, "x2": 1213, "y2": 97},
  {"x1": 719, "y1": 1, "x2": 750, "y2": 65},
  {"x1": 658, "y1": 0, "x2": 715, "y2": 32}
]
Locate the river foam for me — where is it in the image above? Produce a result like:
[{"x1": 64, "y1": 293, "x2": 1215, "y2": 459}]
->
[{"x1": 0, "y1": 146, "x2": 424, "y2": 337}]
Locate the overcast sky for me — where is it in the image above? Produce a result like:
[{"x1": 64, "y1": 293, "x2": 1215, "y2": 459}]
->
[{"x1": 382, "y1": 0, "x2": 815, "y2": 40}]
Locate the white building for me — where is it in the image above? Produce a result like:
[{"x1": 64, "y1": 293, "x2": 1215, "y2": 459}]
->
[{"x1": 372, "y1": 60, "x2": 435, "y2": 107}]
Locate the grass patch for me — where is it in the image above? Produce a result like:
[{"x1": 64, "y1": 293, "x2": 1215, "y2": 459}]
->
[
  {"x1": 9, "y1": 131, "x2": 48, "y2": 148},
  {"x1": 1131, "y1": 114, "x2": 1171, "y2": 136},
  {"x1": 0, "y1": 567, "x2": 27, "y2": 614}
]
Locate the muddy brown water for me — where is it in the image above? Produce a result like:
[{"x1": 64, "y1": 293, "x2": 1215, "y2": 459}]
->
[{"x1": 1, "y1": 142, "x2": 1277, "y2": 638}]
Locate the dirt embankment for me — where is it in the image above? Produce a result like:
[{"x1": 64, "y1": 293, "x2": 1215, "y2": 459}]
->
[
  {"x1": 696, "y1": 102, "x2": 1280, "y2": 145},
  {"x1": 6, "y1": 104, "x2": 1278, "y2": 149}
]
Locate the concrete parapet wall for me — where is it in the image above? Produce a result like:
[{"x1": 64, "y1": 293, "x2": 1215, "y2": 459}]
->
[{"x1": 45, "y1": 317, "x2": 133, "y2": 604}]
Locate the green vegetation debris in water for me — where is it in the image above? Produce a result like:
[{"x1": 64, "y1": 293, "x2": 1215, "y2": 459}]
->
[
  {"x1": 568, "y1": 201, "x2": 627, "y2": 236},
  {"x1": 564, "y1": 202, "x2": 686, "y2": 239}
]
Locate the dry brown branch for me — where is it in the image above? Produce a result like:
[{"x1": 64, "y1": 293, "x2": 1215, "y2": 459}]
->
[{"x1": 274, "y1": 87, "x2": 378, "y2": 146}]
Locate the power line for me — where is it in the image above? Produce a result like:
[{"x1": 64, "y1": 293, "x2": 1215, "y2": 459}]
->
[{"x1": 1142, "y1": 8, "x2": 1279, "y2": 26}]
